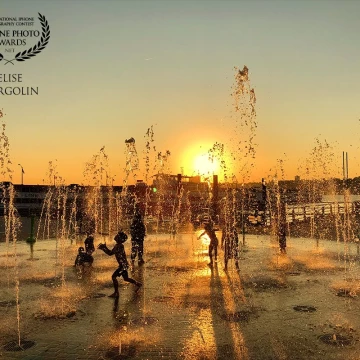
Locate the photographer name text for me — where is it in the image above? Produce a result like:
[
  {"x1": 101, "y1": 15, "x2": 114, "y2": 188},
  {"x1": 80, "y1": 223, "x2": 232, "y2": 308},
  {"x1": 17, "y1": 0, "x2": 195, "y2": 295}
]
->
[{"x1": 0, "y1": 73, "x2": 38, "y2": 95}]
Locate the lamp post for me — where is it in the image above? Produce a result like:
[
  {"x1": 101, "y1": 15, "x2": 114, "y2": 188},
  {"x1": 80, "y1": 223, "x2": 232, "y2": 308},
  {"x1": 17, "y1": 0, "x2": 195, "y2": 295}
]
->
[{"x1": 18, "y1": 164, "x2": 24, "y2": 185}]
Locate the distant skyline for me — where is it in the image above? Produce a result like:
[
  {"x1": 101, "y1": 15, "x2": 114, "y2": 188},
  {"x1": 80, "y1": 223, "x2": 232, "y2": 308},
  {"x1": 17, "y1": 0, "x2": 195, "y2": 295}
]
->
[{"x1": 1, "y1": 0, "x2": 360, "y2": 185}]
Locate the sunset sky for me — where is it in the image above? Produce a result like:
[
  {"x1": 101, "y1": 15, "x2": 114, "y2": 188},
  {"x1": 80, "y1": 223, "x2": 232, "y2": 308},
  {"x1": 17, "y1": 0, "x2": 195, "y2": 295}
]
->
[{"x1": 1, "y1": 0, "x2": 360, "y2": 185}]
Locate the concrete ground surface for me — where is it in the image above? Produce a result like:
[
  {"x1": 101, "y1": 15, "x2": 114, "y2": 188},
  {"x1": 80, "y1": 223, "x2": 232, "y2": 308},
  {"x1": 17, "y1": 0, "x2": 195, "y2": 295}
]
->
[{"x1": 0, "y1": 229, "x2": 360, "y2": 360}]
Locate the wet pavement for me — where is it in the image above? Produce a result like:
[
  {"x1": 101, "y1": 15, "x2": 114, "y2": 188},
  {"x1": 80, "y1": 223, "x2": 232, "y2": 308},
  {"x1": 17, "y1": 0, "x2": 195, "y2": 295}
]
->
[{"x1": 0, "y1": 230, "x2": 360, "y2": 359}]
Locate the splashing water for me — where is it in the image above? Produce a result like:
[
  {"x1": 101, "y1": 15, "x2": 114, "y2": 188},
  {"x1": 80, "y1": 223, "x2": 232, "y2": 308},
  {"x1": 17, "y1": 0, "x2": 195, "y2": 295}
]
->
[
  {"x1": 37, "y1": 160, "x2": 60, "y2": 241},
  {"x1": 152, "y1": 150, "x2": 172, "y2": 233},
  {"x1": 265, "y1": 158, "x2": 287, "y2": 251},
  {"x1": 0, "y1": 116, "x2": 14, "y2": 264},
  {"x1": 119, "y1": 138, "x2": 140, "y2": 224},
  {"x1": 170, "y1": 182, "x2": 184, "y2": 236},
  {"x1": 297, "y1": 138, "x2": 337, "y2": 241},
  {"x1": 35, "y1": 160, "x2": 74, "y2": 315},
  {"x1": 206, "y1": 66, "x2": 257, "y2": 266},
  {"x1": 143, "y1": 126, "x2": 156, "y2": 221},
  {"x1": 124, "y1": 137, "x2": 139, "y2": 187},
  {"x1": 83, "y1": 146, "x2": 110, "y2": 236},
  {"x1": 230, "y1": 65, "x2": 257, "y2": 183},
  {"x1": 67, "y1": 184, "x2": 81, "y2": 240},
  {"x1": 0, "y1": 112, "x2": 22, "y2": 346},
  {"x1": 208, "y1": 142, "x2": 228, "y2": 182},
  {"x1": 143, "y1": 126, "x2": 155, "y2": 185}
]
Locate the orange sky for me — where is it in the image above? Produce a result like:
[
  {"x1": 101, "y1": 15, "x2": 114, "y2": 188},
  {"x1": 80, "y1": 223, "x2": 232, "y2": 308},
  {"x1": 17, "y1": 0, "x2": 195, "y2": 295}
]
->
[{"x1": 1, "y1": 1, "x2": 359, "y2": 185}]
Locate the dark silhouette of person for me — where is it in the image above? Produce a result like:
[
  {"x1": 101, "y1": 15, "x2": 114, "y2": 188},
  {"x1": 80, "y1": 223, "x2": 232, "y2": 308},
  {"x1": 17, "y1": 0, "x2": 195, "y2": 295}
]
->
[
  {"x1": 198, "y1": 221, "x2": 219, "y2": 266},
  {"x1": 74, "y1": 235, "x2": 95, "y2": 267},
  {"x1": 222, "y1": 224, "x2": 239, "y2": 271},
  {"x1": 74, "y1": 246, "x2": 88, "y2": 267},
  {"x1": 278, "y1": 224, "x2": 287, "y2": 254},
  {"x1": 97, "y1": 231, "x2": 142, "y2": 298},
  {"x1": 130, "y1": 211, "x2": 146, "y2": 265},
  {"x1": 84, "y1": 234, "x2": 95, "y2": 256}
]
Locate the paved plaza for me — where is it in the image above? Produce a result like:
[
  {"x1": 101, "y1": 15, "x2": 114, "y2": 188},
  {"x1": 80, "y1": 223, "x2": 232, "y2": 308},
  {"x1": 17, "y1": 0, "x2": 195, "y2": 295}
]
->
[{"x1": 0, "y1": 229, "x2": 360, "y2": 359}]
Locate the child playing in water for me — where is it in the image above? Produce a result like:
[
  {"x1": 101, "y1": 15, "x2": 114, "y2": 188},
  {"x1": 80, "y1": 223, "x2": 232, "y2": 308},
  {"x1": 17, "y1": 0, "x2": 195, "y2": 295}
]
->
[
  {"x1": 130, "y1": 210, "x2": 146, "y2": 265},
  {"x1": 74, "y1": 235, "x2": 95, "y2": 267},
  {"x1": 97, "y1": 231, "x2": 142, "y2": 298},
  {"x1": 84, "y1": 234, "x2": 95, "y2": 257},
  {"x1": 198, "y1": 221, "x2": 219, "y2": 266},
  {"x1": 74, "y1": 246, "x2": 88, "y2": 267}
]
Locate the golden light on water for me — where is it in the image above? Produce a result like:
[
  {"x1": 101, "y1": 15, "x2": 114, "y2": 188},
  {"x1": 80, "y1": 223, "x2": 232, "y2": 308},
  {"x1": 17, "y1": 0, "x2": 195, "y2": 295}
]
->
[
  {"x1": 196, "y1": 229, "x2": 210, "y2": 247},
  {"x1": 181, "y1": 270, "x2": 249, "y2": 359}
]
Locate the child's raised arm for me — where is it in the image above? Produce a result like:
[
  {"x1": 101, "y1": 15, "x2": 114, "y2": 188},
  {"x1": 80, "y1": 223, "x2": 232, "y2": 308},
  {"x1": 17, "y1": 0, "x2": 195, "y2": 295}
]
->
[{"x1": 97, "y1": 243, "x2": 113, "y2": 256}]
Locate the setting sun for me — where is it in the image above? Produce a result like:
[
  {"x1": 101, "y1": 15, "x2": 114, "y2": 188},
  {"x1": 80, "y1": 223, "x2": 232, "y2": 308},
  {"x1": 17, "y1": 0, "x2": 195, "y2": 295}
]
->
[
  {"x1": 180, "y1": 141, "x2": 229, "y2": 180},
  {"x1": 193, "y1": 154, "x2": 220, "y2": 176}
]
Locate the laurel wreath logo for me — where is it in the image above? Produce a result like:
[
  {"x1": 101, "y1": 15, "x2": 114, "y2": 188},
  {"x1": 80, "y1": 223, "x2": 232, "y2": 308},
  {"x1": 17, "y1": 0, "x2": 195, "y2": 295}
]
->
[{"x1": 0, "y1": 13, "x2": 50, "y2": 65}]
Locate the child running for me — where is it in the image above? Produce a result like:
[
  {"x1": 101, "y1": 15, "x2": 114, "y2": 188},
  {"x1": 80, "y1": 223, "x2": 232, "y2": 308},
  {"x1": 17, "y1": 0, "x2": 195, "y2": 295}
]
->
[{"x1": 97, "y1": 231, "x2": 142, "y2": 298}]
